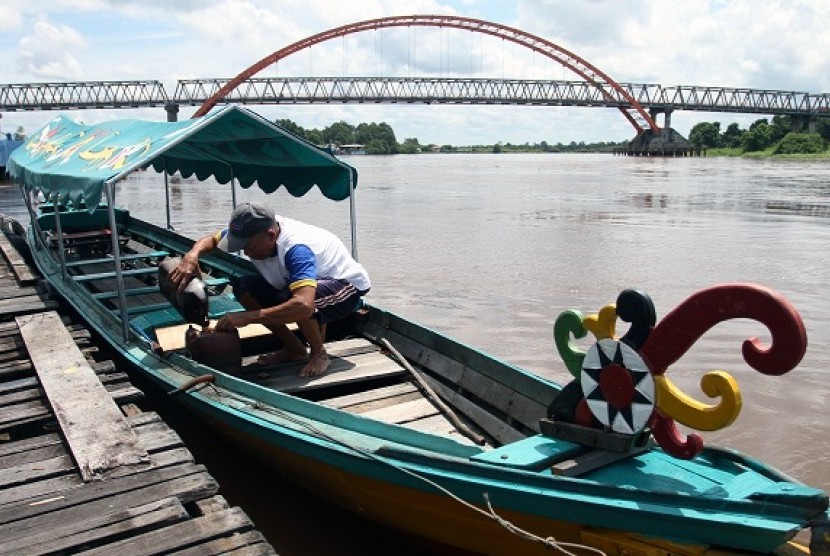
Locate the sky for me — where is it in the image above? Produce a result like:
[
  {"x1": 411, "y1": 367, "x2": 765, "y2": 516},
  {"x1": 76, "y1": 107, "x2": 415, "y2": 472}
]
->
[{"x1": 2, "y1": 0, "x2": 829, "y2": 145}]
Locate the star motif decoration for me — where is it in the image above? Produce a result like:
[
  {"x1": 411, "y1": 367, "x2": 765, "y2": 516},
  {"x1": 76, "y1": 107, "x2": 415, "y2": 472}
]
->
[{"x1": 580, "y1": 338, "x2": 655, "y2": 434}]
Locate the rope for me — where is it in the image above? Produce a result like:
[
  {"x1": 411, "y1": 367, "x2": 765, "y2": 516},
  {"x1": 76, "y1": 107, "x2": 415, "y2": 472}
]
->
[{"x1": 201, "y1": 383, "x2": 607, "y2": 555}]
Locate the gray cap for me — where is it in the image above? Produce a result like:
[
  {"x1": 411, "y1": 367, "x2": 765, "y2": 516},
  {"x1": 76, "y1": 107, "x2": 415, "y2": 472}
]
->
[{"x1": 221, "y1": 203, "x2": 276, "y2": 251}]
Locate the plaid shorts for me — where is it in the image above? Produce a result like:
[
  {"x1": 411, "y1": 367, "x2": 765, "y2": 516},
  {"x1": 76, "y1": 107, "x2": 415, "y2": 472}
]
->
[{"x1": 233, "y1": 274, "x2": 367, "y2": 323}]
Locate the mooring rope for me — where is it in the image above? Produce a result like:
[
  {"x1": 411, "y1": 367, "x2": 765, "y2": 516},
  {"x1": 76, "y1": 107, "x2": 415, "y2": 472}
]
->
[{"x1": 202, "y1": 383, "x2": 607, "y2": 555}]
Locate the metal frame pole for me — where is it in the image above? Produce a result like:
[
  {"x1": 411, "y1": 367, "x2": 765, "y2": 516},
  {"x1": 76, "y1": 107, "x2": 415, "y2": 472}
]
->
[
  {"x1": 164, "y1": 161, "x2": 173, "y2": 230},
  {"x1": 52, "y1": 200, "x2": 68, "y2": 281},
  {"x1": 19, "y1": 185, "x2": 46, "y2": 249},
  {"x1": 105, "y1": 182, "x2": 131, "y2": 341},
  {"x1": 348, "y1": 171, "x2": 358, "y2": 260}
]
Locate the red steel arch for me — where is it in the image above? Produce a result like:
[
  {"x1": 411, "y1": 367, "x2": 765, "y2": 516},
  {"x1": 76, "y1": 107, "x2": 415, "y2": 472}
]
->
[{"x1": 194, "y1": 14, "x2": 660, "y2": 133}]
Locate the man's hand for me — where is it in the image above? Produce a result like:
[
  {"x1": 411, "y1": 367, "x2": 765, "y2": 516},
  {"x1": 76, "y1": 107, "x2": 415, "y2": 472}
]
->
[
  {"x1": 215, "y1": 311, "x2": 252, "y2": 332},
  {"x1": 169, "y1": 253, "x2": 202, "y2": 293}
]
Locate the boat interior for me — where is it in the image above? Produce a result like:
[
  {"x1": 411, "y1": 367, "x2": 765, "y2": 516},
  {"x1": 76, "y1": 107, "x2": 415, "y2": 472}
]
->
[{"x1": 34, "y1": 205, "x2": 559, "y2": 454}]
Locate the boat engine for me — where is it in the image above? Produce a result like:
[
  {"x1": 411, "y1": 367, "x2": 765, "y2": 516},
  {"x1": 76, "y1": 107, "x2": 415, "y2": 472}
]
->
[{"x1": 158, "y1": 256, "x2": 209, "y2": 326}]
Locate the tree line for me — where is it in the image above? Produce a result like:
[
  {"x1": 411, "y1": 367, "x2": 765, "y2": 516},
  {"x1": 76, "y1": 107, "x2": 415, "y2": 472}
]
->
[
  {"x1": 275, "y1": 117, "x2": 631, "y2": 154},
  {"x1": 689, "y1": 115, "x2": 830, "y2": 154}
]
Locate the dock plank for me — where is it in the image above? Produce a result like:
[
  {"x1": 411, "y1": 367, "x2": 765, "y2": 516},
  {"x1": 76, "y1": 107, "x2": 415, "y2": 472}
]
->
[
  {"x1": 16, "y1": 311, "x2": 148, "y2": 480},
  {"x1": 0, "y1": 233, "x2": 37, "y2": 286},
  {"x1": 75, "y1": 506, "x2": 253, "y2": 556},
  {"x1": 1, "y1": 497, "x2": 188, "y2": 556}
]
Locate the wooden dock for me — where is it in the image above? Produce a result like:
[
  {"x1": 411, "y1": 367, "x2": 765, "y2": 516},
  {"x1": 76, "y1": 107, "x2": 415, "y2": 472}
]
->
[{"x1": 0, "y1": 225, "x2": 276, "y2": 554}]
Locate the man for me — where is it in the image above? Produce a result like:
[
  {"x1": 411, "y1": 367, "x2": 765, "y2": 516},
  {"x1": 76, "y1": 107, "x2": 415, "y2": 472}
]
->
[{"x1": 168, "y1": 203, "x2": 370, "y2": 377}]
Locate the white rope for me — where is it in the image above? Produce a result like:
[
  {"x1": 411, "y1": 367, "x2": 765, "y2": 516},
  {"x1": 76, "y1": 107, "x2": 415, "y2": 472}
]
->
[{"x1": 204, "y1": 384, "x2": 607, "y2": 555}]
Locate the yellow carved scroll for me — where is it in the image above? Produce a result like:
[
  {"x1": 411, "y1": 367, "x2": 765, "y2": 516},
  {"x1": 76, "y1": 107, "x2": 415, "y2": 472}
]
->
[
  {"x1": 582, "y1": 304, "x2": 617, "y2": 340},
  {"x1": 653, "y1": 371, "x2": 742, "y2": 431}
]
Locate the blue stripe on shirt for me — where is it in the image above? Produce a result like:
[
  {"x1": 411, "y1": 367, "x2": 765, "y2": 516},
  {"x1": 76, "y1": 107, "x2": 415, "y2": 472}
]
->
[{"x1": 285, "y1": 244, "x2": 317, "y2": 287}]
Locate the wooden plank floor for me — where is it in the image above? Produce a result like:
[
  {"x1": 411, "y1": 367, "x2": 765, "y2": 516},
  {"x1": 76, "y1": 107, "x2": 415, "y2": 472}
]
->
[{"x1": 0, "y1": 224, "x2": 277, "y2": 555}]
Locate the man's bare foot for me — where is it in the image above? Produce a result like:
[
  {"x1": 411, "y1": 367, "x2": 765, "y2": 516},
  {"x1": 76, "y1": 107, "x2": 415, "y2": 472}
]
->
[
  {"x1": 299, "y1": 351, "x2": 329, "y2": 377},
  {"x1": 255, "y1": 348, "x2": 307, "y2": 367}
]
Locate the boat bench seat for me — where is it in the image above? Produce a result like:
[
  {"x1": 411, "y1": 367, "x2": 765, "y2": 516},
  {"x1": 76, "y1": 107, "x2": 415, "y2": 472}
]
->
[{"x1": 470, "y1": 434, "x2": 584, "y2": 471}]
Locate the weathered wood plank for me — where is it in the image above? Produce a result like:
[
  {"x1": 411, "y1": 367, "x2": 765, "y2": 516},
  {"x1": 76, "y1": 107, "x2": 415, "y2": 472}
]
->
[
  {"x1": 0, "y1": 233, "x2": 37, "y2": 286},
  {"x1": 74, "y1": 507, "x2": 253, "y2": 556},
  {"x1": 0, "y1": 497, "x2": 188, "y2": 556},
  {"x1": 321, "y1": 382, "x2": 420, "y2": 413},
  {"x1": 422, "y1": 374, "x2": 525, "y2": 445},
  {"x1": 167, "y1": 530, "x2": 275, "y2": 556},
  {"x1": 376, "y1": 329, "x2": 547, "y2": 432},
  {"x1": 255, "y1": 350, "x2": 405, "y2": 393},
  {"x1": 0, "y1": 462, "x2": 213, "y2": 525},
  {"x1": 16, "y1": 312, "x2": 148, "y2": 481},
  {"x1": 404, "y1": 413, "x2": 480, "y2": 446},
  {"x1": 0, "y1": 295, "x2": 58, "y2": 318},
  {"x1": 0, "y1": 453, "x2": 75, "y2": 489},
  {"x1": 360, "y1": 397, "x2": 439, "y2": 424}
]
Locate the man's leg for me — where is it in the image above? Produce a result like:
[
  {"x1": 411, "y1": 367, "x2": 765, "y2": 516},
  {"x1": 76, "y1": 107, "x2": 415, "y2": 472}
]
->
[
  {"x1": 296, "y1": 279, "x2": 365, "y2": 377},
  {"x1": 296, "y1": 318, "x2": 329, "y2": 377},
  {"x1": 233, "y1": 278, "x2": 307, "y2": 366}
]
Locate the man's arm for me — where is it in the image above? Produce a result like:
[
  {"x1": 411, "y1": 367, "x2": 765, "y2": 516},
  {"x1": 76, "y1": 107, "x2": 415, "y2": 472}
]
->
[
  {"x1": 215, "y1": 285, "x2": 315, "y2": 331},
  {"x1": 170, "y1": 233, "x2": 218, "y2": 291}
]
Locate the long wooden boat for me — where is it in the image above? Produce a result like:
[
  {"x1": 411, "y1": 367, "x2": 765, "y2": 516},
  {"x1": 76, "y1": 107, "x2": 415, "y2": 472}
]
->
[{"x1": 6, "y1": 107, "x2": 829, "y2": 555}]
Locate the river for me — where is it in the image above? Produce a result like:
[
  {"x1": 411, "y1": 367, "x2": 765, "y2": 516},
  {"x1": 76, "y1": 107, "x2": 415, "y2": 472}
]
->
[{"x1": 2, "y1": 153, "x2": 828, "y2": 554}]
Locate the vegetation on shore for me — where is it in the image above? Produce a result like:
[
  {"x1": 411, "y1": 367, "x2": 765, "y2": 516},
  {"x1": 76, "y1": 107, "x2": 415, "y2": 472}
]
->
[
  {"x1": 691, "y1": 115, "x2": 830, "y2": 157},
  {"x1": 278, "y1": 113, "x2": 830, "y2": 157}
]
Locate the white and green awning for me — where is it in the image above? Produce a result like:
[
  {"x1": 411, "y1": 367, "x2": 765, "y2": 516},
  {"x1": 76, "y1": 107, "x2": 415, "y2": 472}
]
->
[{"x1": 7, "y1": 105, "x2": 357, "y2": 208}]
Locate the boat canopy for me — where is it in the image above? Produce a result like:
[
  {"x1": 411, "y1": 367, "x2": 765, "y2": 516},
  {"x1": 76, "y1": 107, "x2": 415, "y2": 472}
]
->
[{"x1": 6, "y1": 105, "x2": 358, "y2": 209}]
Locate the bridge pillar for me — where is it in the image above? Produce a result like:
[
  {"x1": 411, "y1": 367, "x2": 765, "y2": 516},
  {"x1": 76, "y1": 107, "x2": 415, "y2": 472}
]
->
[
  {"x1": 165, "y1": 103, "x2": 180, "y2": 122},
  {"x1": 649, "y1": 108, "x2": 673, "y2": 132}
]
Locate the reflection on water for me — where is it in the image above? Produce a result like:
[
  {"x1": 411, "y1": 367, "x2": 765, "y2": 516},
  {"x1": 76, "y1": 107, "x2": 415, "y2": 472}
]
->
[{"x1": 2, "y1": 153, "x2": 828, "y2": 553}]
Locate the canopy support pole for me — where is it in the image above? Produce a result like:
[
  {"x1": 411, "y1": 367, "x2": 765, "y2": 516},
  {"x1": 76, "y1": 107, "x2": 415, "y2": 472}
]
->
[
  {"x1": 105, "y1": 182, "x2": 131, "y2": 341},
  {"x1": 348, "y1": 171, "x2": 358, "y2": 260},
  {"x1": 52, "y1": 202, "x2": 68, "y2": 281},
  {"x1": 20, "y1": 185, "x2": 46, "y2": 250},
  {"x1": 163, "y1": 162, "x2": 173, "y2": 231},
  {"x1": 230, "y1": 167, "x2": 237, "y2": 209}
]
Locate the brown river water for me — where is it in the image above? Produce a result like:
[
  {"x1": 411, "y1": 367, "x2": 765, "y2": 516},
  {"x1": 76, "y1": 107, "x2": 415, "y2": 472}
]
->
[{"x1": 2, "y1": 153, "x2": 828, "y2": 554}]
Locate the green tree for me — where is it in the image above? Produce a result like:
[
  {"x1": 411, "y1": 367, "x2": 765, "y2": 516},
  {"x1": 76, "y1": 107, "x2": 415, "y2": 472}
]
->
[
  {"x1": 689, "y1": 121, "x2": 721, "y2": 148},
  {"x1": 816, "y1": 118, "x2": 830, "y2": 142},
  {"x1": 305, "y1": 129, "x2": 324, "y2": 145},
  {"x1": 721, "y1": 123, "x2": 744, "y2": 148},
  {"x1": 774, "y1": 132, "x2": 826, "y2": 154},
  {"x1": 365, "y1": 138, "x2": 391, "y2": 154},
  {"x1": 323, "y1": 121, "x2": 355, "y2": 146},
  {"x1": 492, "y1": 142, "x2": 503, "y2": 153},
  {"x1": 274, "y1": 118, "x2": 306, "y2": 139},
  {"x1": 742, "y1": 119, "x2": 775, "y2": 151},
  {"x1": 399, "y1": 137, "x2": 421, "y2": 154}
]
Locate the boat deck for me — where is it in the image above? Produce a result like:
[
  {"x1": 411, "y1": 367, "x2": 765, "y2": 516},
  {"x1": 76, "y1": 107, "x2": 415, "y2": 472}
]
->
[
  {"x1": 36, "y1": 224, "x2": 495, "y2": 448},
  {"x1": 0, "y1": 223, "x2": 276, "y2": 555}
]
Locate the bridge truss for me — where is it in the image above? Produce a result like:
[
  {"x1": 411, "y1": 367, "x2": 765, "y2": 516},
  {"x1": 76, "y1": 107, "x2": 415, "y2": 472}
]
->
[
  {"x1": 2, "y1": 78, "x2": 828, "y2": 117},
  {"x1": 173, "y1": 77, "x2": 830, "y2": 115},
  {"x1": 0, "y1": 81, "x2": 169, "y2": 111}
]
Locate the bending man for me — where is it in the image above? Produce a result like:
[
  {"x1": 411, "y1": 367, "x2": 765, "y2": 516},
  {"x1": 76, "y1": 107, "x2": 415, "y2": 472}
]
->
[{"x1": 169, "y1": 203, "x2": 370, "y2": 377}]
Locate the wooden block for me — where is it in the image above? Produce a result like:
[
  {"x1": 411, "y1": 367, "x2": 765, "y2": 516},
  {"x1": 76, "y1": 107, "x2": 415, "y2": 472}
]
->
[
  {"x1": 155, "y1": 321, "x2": 282, "y2": 352},
  {"x1": 551, "y1": 445, "x2": 649, "y2": 477},
  {"x1": 16, "y1": 312, "x2": 148, "y2": 481}
]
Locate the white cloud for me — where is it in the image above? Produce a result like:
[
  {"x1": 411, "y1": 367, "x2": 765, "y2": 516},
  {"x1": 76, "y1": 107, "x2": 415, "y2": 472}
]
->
[
  {"x1": 3, "y1": 0, "x2": 829, "y2": 143},
  {"x1": 16, "y1": 20, "x2": 88, "y2": 80}
]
